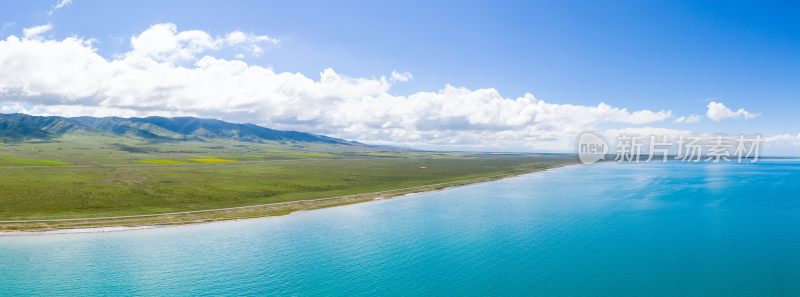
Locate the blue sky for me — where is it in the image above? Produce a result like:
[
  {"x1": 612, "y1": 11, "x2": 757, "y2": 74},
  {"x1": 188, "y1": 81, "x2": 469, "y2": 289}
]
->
[{"x1": 1, "y1": 0, "x2": 799, "y2": 152}]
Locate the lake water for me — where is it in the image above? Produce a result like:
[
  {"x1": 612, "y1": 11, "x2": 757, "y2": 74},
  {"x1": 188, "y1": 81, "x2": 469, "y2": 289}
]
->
[{"x1": 2, "y1": 161, "x2": 800, "y2": 296}]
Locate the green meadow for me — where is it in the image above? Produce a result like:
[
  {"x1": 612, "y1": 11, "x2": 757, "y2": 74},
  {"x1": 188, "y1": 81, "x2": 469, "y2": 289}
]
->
[
  {"x1": 0, "y1": 156, "x2": 70, "y2": 166},
  {"x1": 0, "y1": 134, "x2": 575, "y2": 222}
]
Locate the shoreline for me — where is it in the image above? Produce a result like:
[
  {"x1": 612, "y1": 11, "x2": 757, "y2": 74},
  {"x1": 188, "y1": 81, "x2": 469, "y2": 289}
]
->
[{"x1": 0, "y1": 163, "x2": 577, "y2": 236}]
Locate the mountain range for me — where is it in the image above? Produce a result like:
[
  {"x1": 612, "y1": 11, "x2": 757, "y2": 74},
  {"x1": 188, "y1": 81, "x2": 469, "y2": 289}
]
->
[{"x1": 0, "y1": 113, "x2": 356, "y2": 145}]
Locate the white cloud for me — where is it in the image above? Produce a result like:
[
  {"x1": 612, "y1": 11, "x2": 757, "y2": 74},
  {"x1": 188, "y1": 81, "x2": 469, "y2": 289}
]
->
[
  {"x1": 604, "y1": 127, "x2": 689, "y2": 138},
  {"x1": 0, "y1": 23, "x2": 676, "y2": 151},
  {"x1": 128, "y1": 23, "x2": 277, "y2": 63},
  {"x1": 47, "y1": 0, "x2": 73, "y2": 15},
  {"x1": 706, "y1": 101, "x2": 759, "y2": 122},
  {"x1": 224, "y1": 31, "x2": 278, "y2": 57},
  {"x1": 674, "y1": 114, "x2": 702, "y2": 123},
  {"x1": 390, "y1": 71, "x2": 413, "y2": 82},
  {"x1": 0, "y1": 101, "x2": 27, "y2": 114},
  {"x1": 22, "y1": 24, "x2": 53, "y2": 39}
]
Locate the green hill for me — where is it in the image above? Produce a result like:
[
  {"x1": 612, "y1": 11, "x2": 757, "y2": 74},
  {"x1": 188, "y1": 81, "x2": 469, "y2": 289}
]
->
[{"x1": 0, "y1": 113, "x2": 356, "y2": 145}]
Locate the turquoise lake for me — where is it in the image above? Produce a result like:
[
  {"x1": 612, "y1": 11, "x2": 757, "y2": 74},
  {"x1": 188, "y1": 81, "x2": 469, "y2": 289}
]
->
[{"x1": 2, "y1": 161, "x2": 800, "y2": 296}]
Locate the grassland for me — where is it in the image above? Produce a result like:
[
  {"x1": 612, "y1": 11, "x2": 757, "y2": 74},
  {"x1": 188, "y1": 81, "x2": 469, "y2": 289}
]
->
[
  {"x1": 0, "y1": 134, "x2": 576, "y2": 231},
  {"x1": 0, "y1": 156, "x2": 70, "y2": 166},
  {"x1": 134, "y1": 159, "x2": 188, "y2": 165},
  {"x1": 189, "y1": 157, "x2": 236, "y2": 163}
]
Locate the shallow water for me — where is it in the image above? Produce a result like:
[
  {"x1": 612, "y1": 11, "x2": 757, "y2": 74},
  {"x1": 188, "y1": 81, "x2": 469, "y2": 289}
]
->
[{"x1": 2, "y1": 161, "x2": 800, "y2": 296}]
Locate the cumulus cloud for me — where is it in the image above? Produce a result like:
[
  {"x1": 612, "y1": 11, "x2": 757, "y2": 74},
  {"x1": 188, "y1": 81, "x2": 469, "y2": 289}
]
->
[
  {"x1": 0, "y1": 23, "x2": 677, "y2": 151},
  {"x1": 47, "y1": 0, "x2": 73, "y2": 15},
  {"x1": 224, "y1": 31, "x2": 278, "y2": 57},
  {"x1": 22, "y1": 24, "x2": 53, "y2": 39},
  {"x1": 706, "y1": 101, "x2": 759, "y2": 121},
  {"x1": 390, "y1": 71, "x2": 413, "y2": 82},
  {"x1": 0, "y1": 101, "x2": 27, "y2": 114},
  {"x1": 128, "y1": 23, "x2": 277, "y2": 63},
  {"x1": 604, "y1": 127, "x2": 690, "y2": 139},
  {"x1": 674, "y1": 114, "x2": 702, "y2": 124}
]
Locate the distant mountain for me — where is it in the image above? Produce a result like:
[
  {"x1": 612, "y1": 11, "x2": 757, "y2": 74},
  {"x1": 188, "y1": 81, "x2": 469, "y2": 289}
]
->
[{"x1": 0, "y1": 113, "x2": 357, "y2": 145}]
